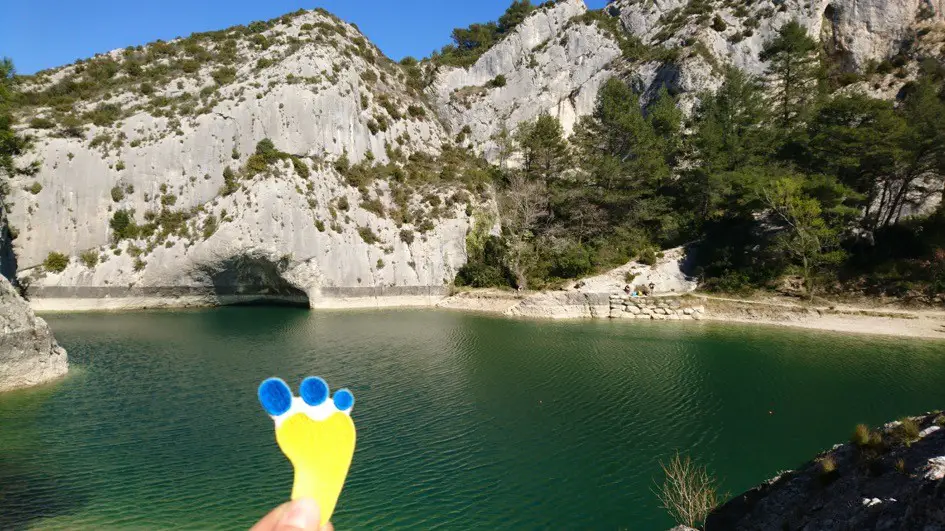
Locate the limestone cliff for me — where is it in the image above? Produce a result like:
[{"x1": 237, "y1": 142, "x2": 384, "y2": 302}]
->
[
  {"x1": 9, "y1": 9, "x2": 485, "y2": 308},
  {"x1": 7, "y1": 0, "x2": 943, "y2": 308},
  {"x1": 430, "y1": 0, "x2": 623, "y2": 160}
]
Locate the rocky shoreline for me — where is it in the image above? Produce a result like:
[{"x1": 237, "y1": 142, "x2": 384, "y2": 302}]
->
[{"x1": 705, "y1": 412, "x2": 945, "y2": 530}]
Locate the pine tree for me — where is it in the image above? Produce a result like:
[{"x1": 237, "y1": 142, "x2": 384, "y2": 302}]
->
[
  {"x1": 684, "y1": 67, "x2": 768, "y2": 224},
  {"x1": 759, "y1": 175, "x2": 848, "y2": 298},
  {"x1": 760, "y1": 21, "x2": 822, "y2": 130},
  {"x1": 0, "y1": 58, "x2": 27, "y2": 180},
  {"x1": 805, "y1": 93, "x2": 906, "y2": 232},
  {"x1": 515, "y1": 114, "x2": 570, "y2": 182}
]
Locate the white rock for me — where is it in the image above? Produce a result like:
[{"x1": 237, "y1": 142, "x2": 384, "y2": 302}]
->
[
  {"x1": 925, "y1": 456, "x2": 945, "y2": 481},
  {"x1": 0, "y1": 275, "x2": 68, "y2": 392}
]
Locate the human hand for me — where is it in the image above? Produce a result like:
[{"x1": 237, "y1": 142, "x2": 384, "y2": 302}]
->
[{"x1": 250, "y1": 498, "x2": 335, "y2": 531}]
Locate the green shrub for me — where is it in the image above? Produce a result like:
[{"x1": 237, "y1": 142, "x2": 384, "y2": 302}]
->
[
  {"x1": 110, "y1": 209, "x2": 139, "y2": 241},
  {"x1": 133, "y1": 258, "x2": 147, "y2": 272},
  {"x1": 455, "y1": 235, "x2": 513, "y2": 288},
  {"x1": 376, "y1": 258, "x2": 385, "y2": 269},
  {"x1": 221, "y1": 166, "x2": 239, "y2": 196},
  {"x1": 400, "y1": 229, "x2": 415, "y2": 244},
  {"x1": 360, "y1": 198, "x2": 385, "y2": 217},
  {"x1": 43, "y1": 252, "x2": 70, "y2": 273},
  {"x1": 26, "y1": 182, "x2": 43, "y2": 195},
  {"x1": 639, "y1": 247, "x2": 658, "y2": 266},
  {"x1": 86, "y1": 103, "x2": 122, "y2": 126},
  {"x1": 111, "y1": 186, "x2": 125, "y2": 202},
  {"x1": 360, "y1": 70, "x2": 378, "y2": 84},
  {"x1": 291, "y1": 156, "x2": 310, "y2": 178},
  {"x1": 211, "y1": 66, "x2": 237, "y2": 85},
  {"x1": 358, "y1": 226, "x2": 380, "y2": 244},
  {"x1": 489, "y1": 74, "x2": 507, "y2": 88},
  {"x1": 315, "y1": 220, "x2": 326, "y2": 232},
  {"x1": 79, "y1": 250, "x2": 99, "y2": 268},
  {"x1": 334, "y1": 151, "x2": 351, "y2": 174},
  {"x1": 551, "y1": 244, "x2": 593, "y2": 279},
  {"x1": 115, "y1": 160, "x2": 126, "y2": 171},
  {"x1": 417, "y1": 219, "x2": 435, "y2": 233},
  {"x1": 711, "y1": 15, "x2": 727, "y2": 32},
  {"x1": 407, "y1": 105, "x2": 426, "y2": 119},
  {"x1": 337, "y1": 196, "x2": 350, "y2": 211},
  {"x1": 29, "y1": 117, "x2": 56, "y2": 129},
  {"x1": 255, "y1": 138, "x2": 276, "y2": 155},
  {"x1": 201, "y1": 215, "x2": 218, "y2": 239}
]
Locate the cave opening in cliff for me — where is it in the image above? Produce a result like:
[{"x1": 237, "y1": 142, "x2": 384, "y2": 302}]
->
[{"x1": 208, "y1": 255, "x2": 309, "y2": 308}]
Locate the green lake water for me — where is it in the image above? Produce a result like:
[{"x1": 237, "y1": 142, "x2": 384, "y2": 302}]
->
[{"x1": 1, "y1": 308, "x2": 944, "y2": 530}]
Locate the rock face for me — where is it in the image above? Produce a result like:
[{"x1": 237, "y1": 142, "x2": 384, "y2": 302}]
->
[
  {"x1": 612, "y1": 0, "x2": 944, "y2": 74},
  {"x1": 0, "y1": 274, "x2": 68, "y2": 392},
  {"x1": 9, "y1": 9, "x2": 483, "y2": 309},
  {"x1": 8, "y1": 0, "x2": 942, "y2": 309},
  {"x1": 430, "y1": 0, "x2": 622, "y2": 160},
  {"x1": 706, "y1": 412, "x2": 945, "y2": 530}
]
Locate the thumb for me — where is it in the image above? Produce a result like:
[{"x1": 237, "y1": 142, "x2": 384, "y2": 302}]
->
[{"x1": 273, "y1": 498, "x2": 322, "y2": 531}]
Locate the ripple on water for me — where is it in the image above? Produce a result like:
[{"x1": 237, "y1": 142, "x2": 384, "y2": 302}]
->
[{"x1": 1, "y1": 309, "x2": 943, "y2": 530}]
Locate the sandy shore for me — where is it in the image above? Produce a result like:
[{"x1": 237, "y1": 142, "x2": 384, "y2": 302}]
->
[
  {"x1": 697, "y1": 296, "x2": 945, "y2": 340},
  {"x1": 29, "y1": 289, "x2": 945, "y2": 340},
  {"x1": 436, "y1": 290, "x2": 945, "y2": 340}
]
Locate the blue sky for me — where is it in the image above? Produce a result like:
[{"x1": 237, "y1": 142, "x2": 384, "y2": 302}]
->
[{"x1": 2, "y1": 0, "x2": 609, "y2": 75}]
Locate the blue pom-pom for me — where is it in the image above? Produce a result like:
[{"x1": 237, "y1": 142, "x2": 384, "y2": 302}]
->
[
  {"x1": 299, "y1": 376, "x2": 329, "y2": 406},
  {"x1": 258, "y1": 378, "x2": 292, "y2": 416},
  {"x1": 333, "y1": 388, "x2": 354, "y2": 411}
]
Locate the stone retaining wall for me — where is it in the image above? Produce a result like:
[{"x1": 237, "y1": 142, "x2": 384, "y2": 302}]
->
[{"x1": 608, "y1": 294, "x2": 706, "y2": 320}]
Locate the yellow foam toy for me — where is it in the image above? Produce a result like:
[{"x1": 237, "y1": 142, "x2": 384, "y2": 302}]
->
[{"x1": 259, "y1": 377, "x2": 356, "y2": 526}]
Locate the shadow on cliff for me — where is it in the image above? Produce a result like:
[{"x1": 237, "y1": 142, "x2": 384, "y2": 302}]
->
[
  {"x1": 205, "y1": 254, "x2": 309, "y2": 308},
  {"x1": 0, "y1": 212, "x2": 19, "y2": 286},
  {"x1": 0, "y1": 457, "x2": 89, "y2": 530}
]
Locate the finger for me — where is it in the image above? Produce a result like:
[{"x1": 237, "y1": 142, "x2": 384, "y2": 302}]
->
[
  {"x1": 250, "y1": 502, "x2": 291, "y2": 531},
  {"x1": 273, "y1": 498, "x2": 322, "y2": 531}
]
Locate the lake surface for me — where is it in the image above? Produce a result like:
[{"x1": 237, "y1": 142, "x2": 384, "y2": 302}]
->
[{"x1": 1, "y1": 308, "x2": 943, "y2": 530}]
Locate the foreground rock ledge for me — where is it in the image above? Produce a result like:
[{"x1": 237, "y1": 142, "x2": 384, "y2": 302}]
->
[
  {"x1": 706, "y1": 412, "x2": 945, "y2": 530},
  {"x1": 0, "y1": 276, "x2": 68, "y2": 392}
]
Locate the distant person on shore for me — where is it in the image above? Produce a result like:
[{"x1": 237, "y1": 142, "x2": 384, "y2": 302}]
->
[{"x1": 252, "y1": 499, "x2": 333, "y2": 531}]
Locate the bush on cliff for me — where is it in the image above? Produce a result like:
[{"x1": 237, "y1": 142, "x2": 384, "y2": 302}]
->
[
  {"x1": 110, "y1": 209, "x2": 139, "y2": 241},
  {"x1": 43, "y1": 251, "x2": 70, "y2": 273}
]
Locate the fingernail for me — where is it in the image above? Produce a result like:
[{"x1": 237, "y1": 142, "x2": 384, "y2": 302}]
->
[{"x1": 278, "y1": 498, "x2": 320, "y2": 530}]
